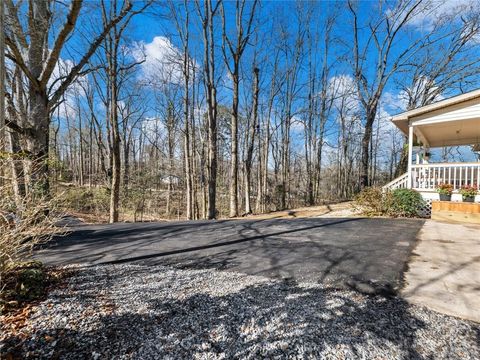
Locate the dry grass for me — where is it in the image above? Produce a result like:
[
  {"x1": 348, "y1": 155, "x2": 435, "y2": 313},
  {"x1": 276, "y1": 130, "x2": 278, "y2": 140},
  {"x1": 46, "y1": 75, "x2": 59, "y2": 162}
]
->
[{"x1": 0, "y1": 188, "x2": 64, "y2": 277}]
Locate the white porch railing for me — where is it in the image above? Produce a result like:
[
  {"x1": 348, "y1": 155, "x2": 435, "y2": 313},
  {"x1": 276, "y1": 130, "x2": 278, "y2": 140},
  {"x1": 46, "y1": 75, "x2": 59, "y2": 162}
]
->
[
  {"x1": 383, "y1": 172, "x2": 409, "y2": 190},
  {"x1": 411, "y1": 162, "x2": 480, "y2": 191}
]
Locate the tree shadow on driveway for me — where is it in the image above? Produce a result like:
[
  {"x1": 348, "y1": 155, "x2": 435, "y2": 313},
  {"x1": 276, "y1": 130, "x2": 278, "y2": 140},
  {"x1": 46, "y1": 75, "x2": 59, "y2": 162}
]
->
[
  {"x1": 36, "y1": 217, "x2": 425, "y2": 296},
  {"x1": 100, "y1": 218, "x2": 360, "y2": 264}
]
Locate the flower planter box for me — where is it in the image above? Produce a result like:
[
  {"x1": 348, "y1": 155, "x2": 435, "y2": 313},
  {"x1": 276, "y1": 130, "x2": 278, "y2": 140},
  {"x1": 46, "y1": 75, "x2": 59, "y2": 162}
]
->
[{"x1": 439, "y1": 194, "x2": 451, "y2": 201}]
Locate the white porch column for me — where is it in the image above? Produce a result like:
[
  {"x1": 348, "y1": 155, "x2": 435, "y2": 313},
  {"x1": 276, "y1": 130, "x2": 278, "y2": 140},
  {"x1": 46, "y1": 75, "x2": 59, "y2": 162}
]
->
[{"x1": 407, "y1": 123, "x2": 413, "y2": 188}]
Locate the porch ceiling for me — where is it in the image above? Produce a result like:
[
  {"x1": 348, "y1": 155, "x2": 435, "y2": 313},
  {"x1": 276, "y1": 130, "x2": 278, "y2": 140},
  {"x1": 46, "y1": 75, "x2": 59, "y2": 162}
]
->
[
  {"x1": 415, "y1": 118, "x2": 480, "y2": 147},
  {"x1": 391, "y1": 89, "x2": 480, "y2": 147}
]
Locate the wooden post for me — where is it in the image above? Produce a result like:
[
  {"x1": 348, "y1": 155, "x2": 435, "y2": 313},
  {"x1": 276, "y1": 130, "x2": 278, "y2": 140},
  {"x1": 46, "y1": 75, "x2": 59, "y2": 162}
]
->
[{"x1": 407, "y1": 123, "x2": 413, "y2": 188}]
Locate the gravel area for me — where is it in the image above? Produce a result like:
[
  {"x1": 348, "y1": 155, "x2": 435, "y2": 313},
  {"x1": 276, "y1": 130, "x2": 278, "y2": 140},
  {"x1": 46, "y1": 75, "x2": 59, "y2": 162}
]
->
[
  {"x1": 1, "y1": 264, "x2": 479, "y2": 359},
  {"x1": 316, "y1": 207, "x2": 361, "y2": 218}
]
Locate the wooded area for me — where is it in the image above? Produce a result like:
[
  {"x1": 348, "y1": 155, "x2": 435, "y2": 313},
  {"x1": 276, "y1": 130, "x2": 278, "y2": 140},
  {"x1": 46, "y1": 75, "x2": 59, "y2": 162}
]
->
[{"x1": 2, "y1": 0, "x2": 480, "y2": 222}]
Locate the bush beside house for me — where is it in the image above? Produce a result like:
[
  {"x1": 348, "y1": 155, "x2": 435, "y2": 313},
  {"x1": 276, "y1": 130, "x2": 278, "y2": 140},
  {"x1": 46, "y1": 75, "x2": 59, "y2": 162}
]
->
[{"x1": 354, "y1": 187, "x2": 426, "y2": 218}]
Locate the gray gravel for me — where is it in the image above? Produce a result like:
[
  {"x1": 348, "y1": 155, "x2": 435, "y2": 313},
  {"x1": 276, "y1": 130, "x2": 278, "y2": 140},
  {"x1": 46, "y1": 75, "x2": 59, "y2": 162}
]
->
[{"x1": 2, "y1": 264, "x2": 479, "y2": 359}]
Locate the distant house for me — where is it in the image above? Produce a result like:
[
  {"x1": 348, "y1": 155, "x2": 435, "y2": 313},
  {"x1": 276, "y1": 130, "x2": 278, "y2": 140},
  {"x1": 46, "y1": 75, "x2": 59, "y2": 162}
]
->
[
  {"x1": 160, "y1": 175, "x2": 181, "y2": 186},
  {"x1": 384, "y1": 89, "x2": 480, "y2": 203}
]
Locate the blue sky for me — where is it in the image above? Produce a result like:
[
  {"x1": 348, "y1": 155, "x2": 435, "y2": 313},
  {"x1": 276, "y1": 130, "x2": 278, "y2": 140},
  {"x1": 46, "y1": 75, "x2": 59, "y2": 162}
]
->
[{"x1": 48, "y1": 0, "x2": 480, "y2": 163}]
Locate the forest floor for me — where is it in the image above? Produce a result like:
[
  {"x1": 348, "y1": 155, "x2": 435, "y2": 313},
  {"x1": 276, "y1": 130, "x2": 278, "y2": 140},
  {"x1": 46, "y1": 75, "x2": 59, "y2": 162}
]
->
[{"x1": 65, "y1": 201, "x2": 359, "y2": 225}]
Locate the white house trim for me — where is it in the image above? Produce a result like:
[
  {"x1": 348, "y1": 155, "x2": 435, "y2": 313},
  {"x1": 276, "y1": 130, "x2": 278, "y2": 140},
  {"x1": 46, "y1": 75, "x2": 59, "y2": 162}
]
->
[{"x1": 385, "y1": 89, "x2": 480, "y2": 202}]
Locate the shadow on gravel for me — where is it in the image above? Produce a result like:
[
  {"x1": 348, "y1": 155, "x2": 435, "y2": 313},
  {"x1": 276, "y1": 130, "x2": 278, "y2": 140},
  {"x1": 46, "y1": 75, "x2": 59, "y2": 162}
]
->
[
  {"x1": 2, "y1": 279, "x2": 454, "y2": 359},
  {"x1": 156, "y1": 249, "x2": 398, "y2": 296},
  {"x1": 142, "y1": 284, "x2": 427, "y2": 359}
]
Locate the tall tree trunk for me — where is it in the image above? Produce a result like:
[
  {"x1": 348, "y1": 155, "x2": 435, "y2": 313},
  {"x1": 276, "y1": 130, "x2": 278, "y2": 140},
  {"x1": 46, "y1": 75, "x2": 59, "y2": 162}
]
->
[
  {"x1": 78, "y1": 102, "x2": 85, "y2": 186},
  {"x1": 6, "y1": 67, "x2": 27, "y2": 204},
  {"x1": 244, "y1": 67, "x2": 259, "y2": 214},
  {"x1": 123, "y1": 139, "x2": 130, "y2": 193},
  {"x1": 26, "y1": 89, "x2": 50, "y2": 195},
  {"x1": 229, "y1": 66, "x2": 239, "y2": 217},
  {"x1": 184, "y1": 18, "x2": 193, "y2": 220},
  {"x1": 106, "y1": 12, "x2": 121, "y2": 223},
  {"x1": 261, "y1": 69, "x2": 277, "y2": 213},
  {"x1": 220, "y1": 0, "x2": 257, "y2": 216},
  {"x1": 22, "y1": 0, "x2": 50, "y2": 196},
  {"x1": 109, "y1": 78, "x2": 121, "y2": 223},
  {"x1": 395, "y1": 138, "x2": 409, "y2": 177},
  {"x1": 166, "y1": 104, "x2": 175, "y2": 217},
  {"x1": 199, "y1": 0, "x2": 218, "y2": 220},
  {"x1": 360, "y1": 109, "x2": 376, "y2": 188}
]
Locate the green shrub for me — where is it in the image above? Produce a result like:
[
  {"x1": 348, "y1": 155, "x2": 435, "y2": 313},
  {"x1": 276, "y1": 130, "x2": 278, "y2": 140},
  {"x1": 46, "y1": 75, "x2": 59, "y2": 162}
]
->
[
  {"x1": 388, "y1": 188, "x2": 425, "y2": 218},
  {"x1": 354, "y1": 187, "x2": 425, "y2": 218}
]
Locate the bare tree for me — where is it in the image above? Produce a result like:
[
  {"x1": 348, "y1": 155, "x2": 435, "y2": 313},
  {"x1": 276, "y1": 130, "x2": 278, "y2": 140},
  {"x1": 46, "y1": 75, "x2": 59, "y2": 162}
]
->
[
  {"x1": 4, "y1": 0, "x2": 136, "y2": 196},
  {"x1": 97, "y1": 0, "x2": 151, "y2": 222},
  {"x1": 244, "y1": 66, "x2": 259, "y2": 214},
  {"x1": 348, "y1": 0, "x2": 423, "y2": 188},
  {"x1": 220, "y1": 0, "x2": 258, "y2": 217},
  {"x1": 170, "y1": 0, "x2": 195, "y2": 219},
  {"x1": 277, "y1": 11, "x2": 306, "y2": 209},
  {"x1": 196, "y1": 0, "x2": 220, "y2": 219}
]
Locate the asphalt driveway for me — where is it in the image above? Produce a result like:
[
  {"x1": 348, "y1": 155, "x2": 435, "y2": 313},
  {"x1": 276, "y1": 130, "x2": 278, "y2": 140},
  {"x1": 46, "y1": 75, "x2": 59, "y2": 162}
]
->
[{"x1": 36, "y1": 217, "x2": 424, "y2": 294}]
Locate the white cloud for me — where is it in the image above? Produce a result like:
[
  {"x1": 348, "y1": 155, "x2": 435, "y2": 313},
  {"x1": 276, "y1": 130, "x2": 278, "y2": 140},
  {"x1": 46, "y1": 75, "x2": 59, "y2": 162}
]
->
[
  {"x1": 382, "y1": 91, "x2": 408, "y2": 114},
  {"x1": 49, "y1": 57, "x2": 89, "y2": 120},
  {"x1": 141, "y1": 116, "x2": 166, "y2": 140},
  {"x1": 328, "y1": 74, "x2": 360, "y2": 113},
  {"x1": 396, "y1": 0, "x2": 477, "y2": 32},
  {"x1": 383, "y1": 76, "x2": 444, "y2": 116},
  {"x1": 48, "y1": 57, "x2": 88, "y2": 97},
  {"x1": 132, "y1": 36, "x2": 196, "y2": 86}
]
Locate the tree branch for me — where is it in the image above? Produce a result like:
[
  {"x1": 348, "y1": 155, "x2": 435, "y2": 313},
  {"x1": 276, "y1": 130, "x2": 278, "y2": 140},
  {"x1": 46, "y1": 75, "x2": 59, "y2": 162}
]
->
[
  {"x1": 40, "y1": 0, "x2": 83, "y2": 87},
  {"x1": 49, "y1": 0, "x2": 133, "y2": 108},
  {"x1": 4, "y1": 36, "x2": 41, "y2": 91}
]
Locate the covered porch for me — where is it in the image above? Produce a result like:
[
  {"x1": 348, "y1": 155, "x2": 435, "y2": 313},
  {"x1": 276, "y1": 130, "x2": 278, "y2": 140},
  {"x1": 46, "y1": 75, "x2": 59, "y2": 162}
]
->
[{"x1": 386, "y1": 89, "x2": 480, "y2": 201}]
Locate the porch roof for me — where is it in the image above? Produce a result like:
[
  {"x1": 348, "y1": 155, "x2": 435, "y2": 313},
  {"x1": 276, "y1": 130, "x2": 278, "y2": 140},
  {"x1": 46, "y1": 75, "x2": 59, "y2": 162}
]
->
[{"x1": 391, "y1": 89, "x2": 480, "y2": 148}]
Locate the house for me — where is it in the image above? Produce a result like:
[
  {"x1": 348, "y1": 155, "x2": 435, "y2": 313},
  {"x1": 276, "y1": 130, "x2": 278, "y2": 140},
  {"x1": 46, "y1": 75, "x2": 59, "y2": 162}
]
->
[
  {"x1": 384, "y1": 89, "x2": 480, "y2": 204},
  {"x1": 160, "y1": 174, "x2": 181, "y2": 186}
]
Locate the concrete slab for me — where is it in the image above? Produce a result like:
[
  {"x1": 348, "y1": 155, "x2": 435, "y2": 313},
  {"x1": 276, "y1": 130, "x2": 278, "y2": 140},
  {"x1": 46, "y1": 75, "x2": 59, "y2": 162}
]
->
[{"x1": 402, "y1": 220, "x2": 480, "y2": 322}]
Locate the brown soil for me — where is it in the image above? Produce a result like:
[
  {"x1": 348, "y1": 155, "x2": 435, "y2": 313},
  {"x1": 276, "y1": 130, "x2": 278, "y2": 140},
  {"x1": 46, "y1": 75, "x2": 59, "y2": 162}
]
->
[{"x1": 233, "y1": 201, "x2": 357, "y2": 220}]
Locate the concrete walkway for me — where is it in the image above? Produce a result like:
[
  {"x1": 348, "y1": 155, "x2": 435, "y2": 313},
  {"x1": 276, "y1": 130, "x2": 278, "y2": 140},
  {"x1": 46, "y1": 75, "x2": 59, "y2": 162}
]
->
[{"x1": 402, "y1": 220, "x2": 480, "y2": 323}]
